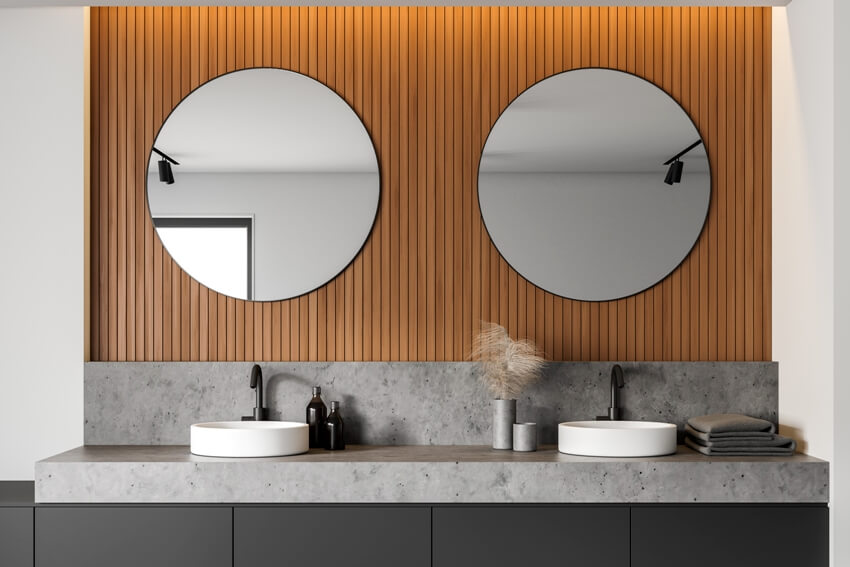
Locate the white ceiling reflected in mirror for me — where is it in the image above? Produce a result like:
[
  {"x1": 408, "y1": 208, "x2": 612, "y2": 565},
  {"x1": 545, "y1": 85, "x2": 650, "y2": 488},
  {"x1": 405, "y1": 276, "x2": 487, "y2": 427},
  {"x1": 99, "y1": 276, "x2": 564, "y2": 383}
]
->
[
  {"x1": 147, "y1": 68, "x2": 380, "y2": 301},
  {"x1": 478, "y1": 68, "x2": 711, "y2": 301}
]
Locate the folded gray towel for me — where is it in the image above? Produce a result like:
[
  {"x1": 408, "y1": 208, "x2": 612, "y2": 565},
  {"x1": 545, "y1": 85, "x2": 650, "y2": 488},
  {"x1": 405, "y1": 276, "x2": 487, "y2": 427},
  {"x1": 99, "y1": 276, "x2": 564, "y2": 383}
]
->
[
  {"x1": 685, "y1": 424, "x2": 776, "y2": 443},
  {"x1": 685, "y1": 436, "x2": 796, "y2": 456},
  {"x1": 687, "y1": 413, "x2": 776, "y2": 437},
  {"x1": 685, "y1": 429, "x2": 796, "y2": 449}
]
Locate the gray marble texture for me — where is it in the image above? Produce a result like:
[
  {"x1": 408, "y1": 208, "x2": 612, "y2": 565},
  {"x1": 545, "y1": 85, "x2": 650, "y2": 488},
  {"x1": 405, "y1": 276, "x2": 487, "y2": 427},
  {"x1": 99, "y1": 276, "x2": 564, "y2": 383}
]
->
[
  {"x1": 35, "y1": 445, "x2": 828, "y2": 504},
  {"x1": 85, "y1": 361, "x2": 778, "y2": 445}
]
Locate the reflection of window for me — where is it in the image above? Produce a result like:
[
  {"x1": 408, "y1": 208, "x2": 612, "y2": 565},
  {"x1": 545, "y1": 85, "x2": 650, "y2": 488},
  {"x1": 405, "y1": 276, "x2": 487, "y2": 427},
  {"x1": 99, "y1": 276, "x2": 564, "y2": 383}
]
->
[{"x1": 153, "y1": 217, "x2": 253, "y2": 300}]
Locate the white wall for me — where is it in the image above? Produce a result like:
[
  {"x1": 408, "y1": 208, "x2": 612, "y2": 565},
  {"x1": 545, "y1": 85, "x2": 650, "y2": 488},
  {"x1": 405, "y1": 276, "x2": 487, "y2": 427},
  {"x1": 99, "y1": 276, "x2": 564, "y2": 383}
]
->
[
  {"x1": 773, "y1": 0, "x2": 840, "y2": 564},
  {"x1": 0, "y1": 7, "x2": 86, "y2": 479},
  {"x1": 479, "y1": 172, "x2": 710, "y2": 301},
  {"x1": 833, "y1": 0, "x2": 849, "y2": 564},
  {"x1": 148, "y1": 171, "x2": 378, "y2": 300},
  {"x1": 773, "y1": 0, "x2": 834, "y2": 457}
]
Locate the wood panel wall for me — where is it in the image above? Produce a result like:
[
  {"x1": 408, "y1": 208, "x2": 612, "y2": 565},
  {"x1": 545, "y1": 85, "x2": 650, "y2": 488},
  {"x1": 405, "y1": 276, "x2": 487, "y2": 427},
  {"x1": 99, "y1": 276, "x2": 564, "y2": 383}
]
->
[{"x1": 89, "y1": 6, "x2": 771, "y2": 362}]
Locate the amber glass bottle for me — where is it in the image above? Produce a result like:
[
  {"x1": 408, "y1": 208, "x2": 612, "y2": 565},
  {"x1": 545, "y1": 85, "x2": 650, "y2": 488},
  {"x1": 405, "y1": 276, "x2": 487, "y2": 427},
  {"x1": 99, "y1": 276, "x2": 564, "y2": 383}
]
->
[
  {"x1": 305, "y1": 387, "x2": 327, "y2": 449},
  {"x1": 325, "y1": 401, "x2": 345, "y2": 451}
]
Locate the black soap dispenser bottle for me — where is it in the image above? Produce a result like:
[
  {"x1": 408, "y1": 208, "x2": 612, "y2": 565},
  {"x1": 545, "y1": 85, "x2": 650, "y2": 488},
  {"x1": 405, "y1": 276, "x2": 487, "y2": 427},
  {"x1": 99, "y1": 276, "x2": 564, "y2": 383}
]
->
[
  {"x1": 325, "y1": 401, "x2": 345, "y2": 451},
  {"x1": 306, "y1": 387, "x2": 328, "y2": 449}
]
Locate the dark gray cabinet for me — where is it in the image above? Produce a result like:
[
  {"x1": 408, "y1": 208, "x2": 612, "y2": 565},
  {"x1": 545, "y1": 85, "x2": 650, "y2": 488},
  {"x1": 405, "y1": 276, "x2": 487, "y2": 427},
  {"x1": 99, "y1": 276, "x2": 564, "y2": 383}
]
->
[
  {"x1": 631, "y1": 506, "x2": 829, "y2": 567},
  {"x1": 35, "y1": 507, "x2": 231, "y2": 567},
  {"x1": 433, "y1": 506, "x2": 630, "y2": 567},
  {"x1": 0, "y1": 508, "x2": 33, "y2": 567},
  {"x1": 235, "y1": 506, "x2": 430, "y2": 567},
  {"x1": 8, "y1": 499, "x2": 825, "y2": 567}
]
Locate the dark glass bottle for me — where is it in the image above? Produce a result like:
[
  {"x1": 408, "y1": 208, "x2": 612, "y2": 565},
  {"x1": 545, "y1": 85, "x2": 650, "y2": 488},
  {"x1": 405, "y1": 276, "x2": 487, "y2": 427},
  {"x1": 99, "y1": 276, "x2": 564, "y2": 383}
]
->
[
  {"x1": 306, "y1": 387, "x2": 328, "y2": 449},
  {"x1": 325, "y1": 401, "x2": 345, "y2": 451}
]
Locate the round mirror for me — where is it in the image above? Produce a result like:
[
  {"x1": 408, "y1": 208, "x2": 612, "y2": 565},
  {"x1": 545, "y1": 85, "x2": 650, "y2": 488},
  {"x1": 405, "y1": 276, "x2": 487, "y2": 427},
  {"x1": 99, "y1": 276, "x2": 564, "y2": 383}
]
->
[
  {"x1": 147, "y1": 68, "x2": 379, "y2": 301},
  {"x1": 478, "y1": 68, "x2": 710, "y2": 301}
]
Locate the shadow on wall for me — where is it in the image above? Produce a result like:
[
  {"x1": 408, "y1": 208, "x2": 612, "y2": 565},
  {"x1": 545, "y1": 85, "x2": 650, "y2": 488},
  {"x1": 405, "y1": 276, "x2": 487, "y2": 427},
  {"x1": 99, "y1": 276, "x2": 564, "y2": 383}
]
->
[
  {"x1": 779, "y1": 424, "x2": 807, "y2": 455},
  {"x1": 266, "y1": 370, "x2": 365, "y2": 443}
]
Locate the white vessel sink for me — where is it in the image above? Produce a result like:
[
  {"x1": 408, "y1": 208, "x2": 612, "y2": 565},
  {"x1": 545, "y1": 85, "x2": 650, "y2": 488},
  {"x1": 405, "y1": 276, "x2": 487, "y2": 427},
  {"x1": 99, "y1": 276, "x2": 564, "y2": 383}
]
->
[
  {"x1": 558, "y1": 420, "x2": 677, "y2": 457},
  {"x1": 190, "y1": 421, "x2": 309, "y2": 458}
]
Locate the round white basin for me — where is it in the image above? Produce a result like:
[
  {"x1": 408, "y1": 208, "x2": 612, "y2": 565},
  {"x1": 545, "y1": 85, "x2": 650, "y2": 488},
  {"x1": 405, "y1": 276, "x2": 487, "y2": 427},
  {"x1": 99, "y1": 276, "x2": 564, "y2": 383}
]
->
[
  {"x1": 558, "y1": 420, "x2": 677, "y2": 457},
  {"x1": 190, "y1": 421, "x2": 309, "y2": 458}
]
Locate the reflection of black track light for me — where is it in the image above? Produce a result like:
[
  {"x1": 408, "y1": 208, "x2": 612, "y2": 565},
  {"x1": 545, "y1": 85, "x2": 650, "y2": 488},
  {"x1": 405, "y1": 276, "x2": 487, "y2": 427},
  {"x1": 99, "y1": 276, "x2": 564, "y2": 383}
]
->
[
  {"x1": 663, "y1": 139, "x2": 701, "y2": 185},
  {"x1": 664, "y1": 159, "x2": 684, "y2": 185},
  {"x1": 158, "y1": 159, "x2": 174, "y2": 184},
  {"x1": 152, "y1": 147, "x2": 179, "y2": 185}
]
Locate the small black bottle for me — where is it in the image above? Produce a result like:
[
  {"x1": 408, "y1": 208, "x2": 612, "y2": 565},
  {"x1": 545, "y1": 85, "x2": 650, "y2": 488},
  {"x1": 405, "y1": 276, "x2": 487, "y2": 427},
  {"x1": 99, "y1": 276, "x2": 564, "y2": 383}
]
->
[
  {"x1": 325, "y1": 401, "x2": 345, "y2": 451},
  {"x1": 306, "y1": 387, "x2": 328, "y2": 449}
]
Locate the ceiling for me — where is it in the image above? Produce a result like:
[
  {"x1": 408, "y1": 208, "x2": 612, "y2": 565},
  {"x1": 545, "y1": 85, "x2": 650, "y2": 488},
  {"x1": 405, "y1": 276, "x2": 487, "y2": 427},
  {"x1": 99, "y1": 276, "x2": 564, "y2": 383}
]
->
[
  {"x1": 0, "y1": 1, "x2": 793, "y2": 7},
  {"x1": 149, "y1": 68, "x2": 377, "y2": 174},
  {"x1": 480, "y1": 68, "x2": 709, "y2": 174}
]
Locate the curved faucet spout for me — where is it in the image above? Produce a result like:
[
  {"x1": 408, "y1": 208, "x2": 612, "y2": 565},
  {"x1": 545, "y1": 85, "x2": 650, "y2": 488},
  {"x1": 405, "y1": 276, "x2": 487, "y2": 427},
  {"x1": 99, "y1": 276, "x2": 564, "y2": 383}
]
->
[
  {"x1": 597, "y1": 364, "x2": 625, "y2": 421},
  {"x1": 250, "y1": 364, "x2": 263, "y2": 414},
  {"x1": 610, "y1": 364, "x2": 624, "y2": 419},
  {"x1": 243, "y1": 364, "x2": 268, "y2": 421}
]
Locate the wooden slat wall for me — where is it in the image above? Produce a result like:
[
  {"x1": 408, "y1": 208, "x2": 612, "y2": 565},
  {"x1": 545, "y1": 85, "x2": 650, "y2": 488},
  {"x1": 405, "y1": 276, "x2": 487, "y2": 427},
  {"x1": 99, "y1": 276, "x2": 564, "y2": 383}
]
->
[{"x1": 89, "y1": 6, "x2": 771, "y2": 362}]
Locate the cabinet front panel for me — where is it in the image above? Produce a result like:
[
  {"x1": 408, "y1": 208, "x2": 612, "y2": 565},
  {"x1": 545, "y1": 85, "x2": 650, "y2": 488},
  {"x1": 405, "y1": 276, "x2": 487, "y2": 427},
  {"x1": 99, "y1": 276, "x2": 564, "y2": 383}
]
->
[
  {"x1": 0, "y1": 508, "x2": 33, "y2": 567},
  {"x1": 631, "y1": 506, "x2": 828, "y2": 567},
  {"x1": 433, "y1": 506, "x2": 630, "y2": 567},
  {"x1": 235, "y1": 506, "x2": 430, "y2": 567},
  {"x1": 35, "y1": 507, "x2": 231, "y2": 567}
]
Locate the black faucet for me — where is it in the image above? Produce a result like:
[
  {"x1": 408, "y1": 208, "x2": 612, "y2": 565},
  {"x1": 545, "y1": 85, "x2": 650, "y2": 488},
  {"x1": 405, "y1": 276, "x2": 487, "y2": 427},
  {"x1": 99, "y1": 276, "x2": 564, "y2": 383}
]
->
[
  {"x1": 241, "y1": 364, "x2": 269, "y2": 421},
  {"x1": 596, "y1": 364, "x2": 625, "y2": 421}
]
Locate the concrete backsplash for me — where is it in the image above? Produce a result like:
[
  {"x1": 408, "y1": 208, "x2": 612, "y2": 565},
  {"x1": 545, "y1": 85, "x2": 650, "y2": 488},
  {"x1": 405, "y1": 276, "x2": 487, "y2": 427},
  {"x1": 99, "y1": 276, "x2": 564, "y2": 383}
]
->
[{"x1": 85, "y1": 362, "x2": 778, "y2": 446}]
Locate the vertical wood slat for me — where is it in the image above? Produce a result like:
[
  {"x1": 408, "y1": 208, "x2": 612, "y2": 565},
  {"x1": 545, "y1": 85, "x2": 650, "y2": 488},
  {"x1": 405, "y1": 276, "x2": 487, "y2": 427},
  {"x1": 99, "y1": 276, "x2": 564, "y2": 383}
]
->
[
  {"x1": 90, "y1": 7, "x2": 771, "y2": 362},
  {"x1": 91, "y1": 6, "x2": 101, "y2": 361},
  {"x1": 134, "y1": 8, "x2": 145, "y2": 361},
  {"x1": 159, "y1": 7, "x2": 171, "y2": 361},
  {"x1": 123, "y1": 7, "x2": 133, "y2": 362},
  {"x1": 107, "y1": 7, "x2": 118, "y2": 361}
]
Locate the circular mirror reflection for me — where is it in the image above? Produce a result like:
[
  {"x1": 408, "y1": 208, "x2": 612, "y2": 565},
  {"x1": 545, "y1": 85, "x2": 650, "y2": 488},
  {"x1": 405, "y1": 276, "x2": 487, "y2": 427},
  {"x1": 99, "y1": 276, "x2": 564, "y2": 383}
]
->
[
  {"x1": 478, "y1": 68, "x2": 711, "y2": 302},
  {"x1": 147, "y1": 68, "x2": 380, "y2": 301}
]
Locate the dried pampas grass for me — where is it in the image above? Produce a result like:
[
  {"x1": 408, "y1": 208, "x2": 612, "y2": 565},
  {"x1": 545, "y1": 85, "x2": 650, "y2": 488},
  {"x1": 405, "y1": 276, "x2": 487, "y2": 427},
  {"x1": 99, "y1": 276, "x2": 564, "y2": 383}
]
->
[{"x1": 470, "y1": 322, "x2": 546, "y2": 399}]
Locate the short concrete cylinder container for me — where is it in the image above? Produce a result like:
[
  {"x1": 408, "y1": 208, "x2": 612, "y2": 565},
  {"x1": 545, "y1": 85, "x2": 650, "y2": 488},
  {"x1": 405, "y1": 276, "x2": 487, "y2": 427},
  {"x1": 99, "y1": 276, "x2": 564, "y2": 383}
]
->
[
  {"x1": 512, "y1": 422, "x2": 538, "y2": 452},
  {"x1": 492, "y1": 398, "x2": 516, "y2": 449}
]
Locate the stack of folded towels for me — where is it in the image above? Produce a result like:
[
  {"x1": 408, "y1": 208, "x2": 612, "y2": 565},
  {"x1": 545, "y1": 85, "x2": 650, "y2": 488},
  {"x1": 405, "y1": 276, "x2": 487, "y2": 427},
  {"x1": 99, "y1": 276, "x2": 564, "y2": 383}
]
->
[{"x1": 685, "y1": 413, "x2": 797, "y2": 456}]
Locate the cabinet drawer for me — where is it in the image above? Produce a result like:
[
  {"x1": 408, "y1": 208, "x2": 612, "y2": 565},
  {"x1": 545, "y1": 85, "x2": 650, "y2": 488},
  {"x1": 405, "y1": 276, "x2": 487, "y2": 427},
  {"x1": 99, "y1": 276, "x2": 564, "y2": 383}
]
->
[
  {"x1": 433, "y1": 506, "x2": 630, "y2": 567},
  {"x1": 631, "y1": 506, "x2": 828, "y2": 567},
  {"x1": 35, "y1": 507, "x2": 231, "y2": 567},
  {"x1": 235, "y1": 506, "x2": 430, "y2": 567}
]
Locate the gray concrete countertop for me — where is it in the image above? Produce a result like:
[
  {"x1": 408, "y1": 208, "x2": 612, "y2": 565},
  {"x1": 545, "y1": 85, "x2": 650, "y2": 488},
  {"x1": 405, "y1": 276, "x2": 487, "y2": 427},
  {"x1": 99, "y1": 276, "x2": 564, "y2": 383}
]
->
[{"x1": 35, "y1": 445, "x2": 828, "y2": 504}]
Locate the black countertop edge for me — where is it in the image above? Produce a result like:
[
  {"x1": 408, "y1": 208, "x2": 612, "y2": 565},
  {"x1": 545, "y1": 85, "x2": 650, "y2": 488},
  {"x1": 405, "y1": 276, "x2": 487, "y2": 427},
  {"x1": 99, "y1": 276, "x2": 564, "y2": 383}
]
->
[{"x1": 0, "y1": 481, "x2": 35, "y2": 506}]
